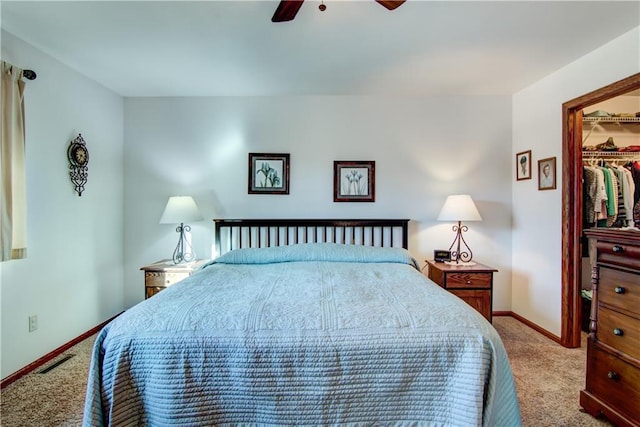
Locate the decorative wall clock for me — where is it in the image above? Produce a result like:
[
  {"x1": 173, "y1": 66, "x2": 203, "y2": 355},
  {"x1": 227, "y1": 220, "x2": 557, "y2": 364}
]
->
[{"x1": 67, "y1": 133, "x2": 89, "y2": 196}]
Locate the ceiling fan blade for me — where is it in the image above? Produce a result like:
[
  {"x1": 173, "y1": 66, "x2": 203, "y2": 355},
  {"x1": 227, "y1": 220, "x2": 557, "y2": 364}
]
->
[
  {"x1": 272, "y1": 0, "x2": 305, "y2": 22},
  {"x1": 375, "y1": 0, "x2": 406, "y2": 11}
]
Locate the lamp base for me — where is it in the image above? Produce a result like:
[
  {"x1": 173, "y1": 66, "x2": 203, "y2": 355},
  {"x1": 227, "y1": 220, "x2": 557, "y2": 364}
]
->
[
  {"x1": 172, "y1": 223, "x2": 195, "y2": 264},
  {"x1": 446, "y1": 220, "x2": 476, "y2": 265}
]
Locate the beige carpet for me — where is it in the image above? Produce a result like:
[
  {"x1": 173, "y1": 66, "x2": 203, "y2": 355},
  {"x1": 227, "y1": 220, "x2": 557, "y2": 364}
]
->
[
  {"x1": 0, "y1": 334, "x2": 95, "y2": 427},
  {"x1": 493, "y1": 317, "x2": 611, "y2": 427},
  {"x1": 0, "y1": 317, "x2": 612, "y2": 426}
]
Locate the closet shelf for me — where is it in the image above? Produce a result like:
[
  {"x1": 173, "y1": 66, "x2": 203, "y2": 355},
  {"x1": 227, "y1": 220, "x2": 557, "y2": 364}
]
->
[
  {"x1": 582, "y1": 150, "x2": 640, "y2": 159},
  {"x1": 583, "y1": 116, "x2": 640, "y2": 124}
]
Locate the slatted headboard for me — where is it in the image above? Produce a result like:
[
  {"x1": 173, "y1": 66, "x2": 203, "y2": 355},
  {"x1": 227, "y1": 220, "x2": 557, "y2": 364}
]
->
[{"x1": 214, "y1": 219, "x2": 409, "y2": 255}]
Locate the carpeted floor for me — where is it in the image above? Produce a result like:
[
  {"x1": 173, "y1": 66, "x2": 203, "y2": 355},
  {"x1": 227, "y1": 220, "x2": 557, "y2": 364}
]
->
[
  {"x1": 0, "y1": 316, "x2": 612, "y2": 426},
  {"x1": 493, "y1": 317, "x2": 611, "y2": 427},
  {"x1": 0, "y1": 334, "x2": 95, "y2": 427}
]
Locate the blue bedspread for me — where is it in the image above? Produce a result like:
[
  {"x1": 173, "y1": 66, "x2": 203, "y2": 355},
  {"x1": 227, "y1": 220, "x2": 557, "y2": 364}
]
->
[{"x1": 83, "y1": 244, "x2": 521, "y2": 426}]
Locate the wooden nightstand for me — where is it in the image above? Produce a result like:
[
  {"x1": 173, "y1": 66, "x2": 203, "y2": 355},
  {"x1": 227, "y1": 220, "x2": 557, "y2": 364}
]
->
[
  {"x1": 141, "y1": 259, "x2": 209, "y2": 299},
  {"x1": 425, "y1": 260, "x2": 497, "y2": 322}
]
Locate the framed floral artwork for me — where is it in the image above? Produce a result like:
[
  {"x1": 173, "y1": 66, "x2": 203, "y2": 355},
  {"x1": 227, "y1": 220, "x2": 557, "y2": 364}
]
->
[
  {"x1": 333, "y1": 160, "x2": 375, "y2": 202},
  {"x1": 248, "y1": 153, "x2": 290, "y2": 195}
]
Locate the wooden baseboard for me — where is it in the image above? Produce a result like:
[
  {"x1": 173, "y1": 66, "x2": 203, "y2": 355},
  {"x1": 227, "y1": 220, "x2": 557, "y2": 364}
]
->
[
  {"x1": 495, "y1": 310, "x2": 562, "y2": 345},
  {"x1": 492, "y1": 310, "x2": 511, "y2": 317},
  {"x1": 1, "y1": 312, "x2": 121, "y2": 389}
]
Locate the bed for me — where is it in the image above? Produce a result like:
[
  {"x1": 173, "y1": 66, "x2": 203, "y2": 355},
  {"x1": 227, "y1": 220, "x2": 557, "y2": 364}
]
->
[{"x1": 83, "y1": 219, "x2": 521, "y2": 426}]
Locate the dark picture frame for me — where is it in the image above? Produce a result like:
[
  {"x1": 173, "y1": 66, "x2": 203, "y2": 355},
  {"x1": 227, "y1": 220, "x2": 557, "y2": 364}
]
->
[
  {"x1": 333, "y1": 160, "x2": 375, "y2": 202},
  {"x1": 248, "y1": 153, "x2": 290, "y2": 195},
  {"x1": 538, "y1": 156, "x2": 556, "y2": 191},
  {"x1": 516, "y1": 150, "x2": 532, "y2": 181}
]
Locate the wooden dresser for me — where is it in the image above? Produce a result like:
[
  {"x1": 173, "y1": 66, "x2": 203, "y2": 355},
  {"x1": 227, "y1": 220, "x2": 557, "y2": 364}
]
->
[
  {"x1": 425, "y1": 260, "x2": 496, "y2": 323},
  {"x1": 581, "y1": 229, "x2": 640, "y2": 427}
]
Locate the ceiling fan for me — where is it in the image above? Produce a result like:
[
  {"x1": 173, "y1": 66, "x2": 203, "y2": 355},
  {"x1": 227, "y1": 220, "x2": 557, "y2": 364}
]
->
[{"x1": 272, "y1": 0, "x2": 406, "y2": 22}]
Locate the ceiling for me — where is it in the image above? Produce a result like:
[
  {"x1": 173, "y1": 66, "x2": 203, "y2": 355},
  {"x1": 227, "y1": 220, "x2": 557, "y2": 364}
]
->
[{"x1": 2, "y1": 1, "x2": 639, "y2": 97}]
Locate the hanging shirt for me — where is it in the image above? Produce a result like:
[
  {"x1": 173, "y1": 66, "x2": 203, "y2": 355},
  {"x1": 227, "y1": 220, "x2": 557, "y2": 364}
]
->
[
  {"x1": 592, "y1": 167, "x2": 608, "y2": 222},
  {"x1": 583, "y1": 166, "x2": 598, "y2": 226}
]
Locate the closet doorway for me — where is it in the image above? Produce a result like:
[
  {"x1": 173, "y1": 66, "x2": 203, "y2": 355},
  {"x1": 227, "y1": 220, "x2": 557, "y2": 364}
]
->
[{"x1": 561, "y1": 72, "x2": 640, "y2": 348}]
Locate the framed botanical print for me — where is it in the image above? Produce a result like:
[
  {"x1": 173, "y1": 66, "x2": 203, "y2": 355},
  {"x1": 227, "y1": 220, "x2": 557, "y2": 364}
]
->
[
  {"x1": 538, "y1": 156, "x2": 556, "y2": 190},
  {"x1": 248, "y1": 153, "x2": 290, "y2": 195},
  {"x1": 516, "y1": 150, "x2": 532, "y2": 181},
  {"x1": 333, "y1": 160, "x2": 375, "y2": 202}
]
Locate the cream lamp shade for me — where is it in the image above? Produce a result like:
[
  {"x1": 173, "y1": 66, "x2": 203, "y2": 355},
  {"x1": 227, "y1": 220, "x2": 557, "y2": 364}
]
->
[
  {"x1": 437, "y1": 194, "x2": 482, "y2": 222},
  {"x1": 160, "y1": 196, "x2": 203, "y2": 264},
  {"x1": 437, "y1": 194, "x2": 481, "y2": 265},
  {"x1": 159, "y1": 196, "x2": 203, "y2": 224}
]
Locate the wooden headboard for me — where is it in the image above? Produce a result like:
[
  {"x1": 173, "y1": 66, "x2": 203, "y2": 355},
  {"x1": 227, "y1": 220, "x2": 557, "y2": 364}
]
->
[{"x1": 214, "y1": 219, "x2": 409, "y2": 255}]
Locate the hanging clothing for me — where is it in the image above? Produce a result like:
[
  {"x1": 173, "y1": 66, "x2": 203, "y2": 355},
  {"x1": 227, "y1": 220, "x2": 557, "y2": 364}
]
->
[
  {"x1": 583, "y1": 160, "x2": 639, "y2": 229},
  {"x1": 583, "y1": 165, "x2": 608, "y2": 227},
  {"x1": 612, "y1": 165, "x2": 635, "y2": 227},
  {"x1": 583, "y1": 166, "x2": 597, "y2": 227},
  {"x1": 633, "y1": 161, "x2": 640, "y2": 205},
  {"x1": 597, "y1": 166, "x2": 617, "y2": 227},
  {"x1": 632, "y1": 162, "x2": 640, "y2": 227}
]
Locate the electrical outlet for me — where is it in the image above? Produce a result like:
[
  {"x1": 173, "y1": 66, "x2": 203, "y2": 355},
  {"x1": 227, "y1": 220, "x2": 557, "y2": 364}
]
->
[{"x1": 28, "y1": 315, "x2": 38, "y2": 332}]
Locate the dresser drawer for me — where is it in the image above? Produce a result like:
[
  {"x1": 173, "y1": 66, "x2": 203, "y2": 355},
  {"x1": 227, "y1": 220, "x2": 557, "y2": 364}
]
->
[
  {"x1": 445, "y1": 272, "x2": 492, "y2": 289},
  {"x1": 598, "y1": 307, "x2": 640, "y2": 360},
  {"x1": 586, "y1": 342, "x2": 640, "y2": 421},
  {"x1": 596, "y1": 240, "x2": 640, "y2": 270},
  {"x1": 145, "y1": 286, "x2": 164, "y2": 299},
  {"x1": 599, "y1": 268, "x2": 640, "y2": 315},
  {"x1": 145, "y1": 271, "x2": 190, "y2": 288}
]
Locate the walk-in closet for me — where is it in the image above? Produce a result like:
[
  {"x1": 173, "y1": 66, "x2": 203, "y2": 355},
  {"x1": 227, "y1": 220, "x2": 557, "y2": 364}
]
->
[
  {"x1": 578, "y1": 88, "x2": 640, "y2": 427},
  {"x1": 562, "y1": 74, "x2": 640, "y2": 426},
  {"x1": 580, "y1": 91, "x2": 640, "y2": 332}
]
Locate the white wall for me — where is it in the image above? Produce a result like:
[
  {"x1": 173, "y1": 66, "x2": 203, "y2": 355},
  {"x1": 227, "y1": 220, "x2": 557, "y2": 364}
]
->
[
  {"x1": 511, "y1": 26, "x2": 640, "y2": 336},
  {"x1": 123, "y1": 96, "x2": 513, "y2": 309},
  {"x1": 1, "y1": 33, "x2": 516, "y2": 380},
  {"x1": 1, "y1": 31, "x2": 124, "y2": 378}
]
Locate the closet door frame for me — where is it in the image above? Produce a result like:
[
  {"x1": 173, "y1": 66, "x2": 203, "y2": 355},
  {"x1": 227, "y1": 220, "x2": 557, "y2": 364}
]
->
[{"x1": 561, "y1": 72, "x2": 640, "y2": 348}]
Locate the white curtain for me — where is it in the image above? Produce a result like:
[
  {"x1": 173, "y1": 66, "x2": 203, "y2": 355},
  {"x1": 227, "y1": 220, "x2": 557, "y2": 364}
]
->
[{"x1": 1, "y1": 61, "x2": 28, "y2": 261}]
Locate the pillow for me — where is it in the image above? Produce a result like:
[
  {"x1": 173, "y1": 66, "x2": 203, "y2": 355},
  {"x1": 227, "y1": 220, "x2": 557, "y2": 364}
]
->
[{"x1": 213, "y1": 243, "x2": 419, "y2": 270}]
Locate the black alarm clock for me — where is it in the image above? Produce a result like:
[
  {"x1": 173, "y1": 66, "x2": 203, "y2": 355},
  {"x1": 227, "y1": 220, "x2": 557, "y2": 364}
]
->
[{"x1": 434, "y1": 250, "x2": 451, "y2": 263}]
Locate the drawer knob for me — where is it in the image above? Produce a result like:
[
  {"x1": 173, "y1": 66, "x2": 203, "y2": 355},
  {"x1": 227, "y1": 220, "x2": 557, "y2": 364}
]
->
[
  {"x1": 466, "y1": 280, "x2": 471, "y2": 284},
  {"x1": 614, "y1": 286, "x2": 626, "y2": 294},
  {"x1": 612, "y1": 245, "x2": 624, "y2": 253},
  {"x1": 613, "y1": 328, "x2": 624, "y2": 336},
  {"x1": 607, "y1": 371, "x2": 619, "y2": 381}
]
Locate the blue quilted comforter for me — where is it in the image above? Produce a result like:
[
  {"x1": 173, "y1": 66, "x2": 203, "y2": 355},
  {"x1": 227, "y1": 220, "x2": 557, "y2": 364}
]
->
[{"x1": 83, "y1": 244, "x2": 521, "y2": 426}]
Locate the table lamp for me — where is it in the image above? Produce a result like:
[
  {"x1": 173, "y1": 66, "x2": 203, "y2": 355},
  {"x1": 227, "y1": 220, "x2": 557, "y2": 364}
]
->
[
  {"x1": 437, "y1": 194, "x2": 482, "y2": 265},
  {"x1": 159, "y1": 196, "x2": 203, "y2": 264}
]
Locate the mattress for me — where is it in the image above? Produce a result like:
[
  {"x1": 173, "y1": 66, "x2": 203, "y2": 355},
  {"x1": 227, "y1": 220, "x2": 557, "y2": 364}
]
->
[{"x1": 83, "y1": 243, "x2": 520, "y2": 426}]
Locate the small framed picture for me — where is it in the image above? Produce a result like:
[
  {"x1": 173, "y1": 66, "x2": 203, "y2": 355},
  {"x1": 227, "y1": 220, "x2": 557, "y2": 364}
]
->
[
  {"x1": 538, "y1": 156, "x2": 556, "y2": 191},
  {"x1": 333, "y1": 160, "x2": 375, "y2": 202},
  {"x1": 248, "y1": 153, "x2": 290, "y2": 194},
  {"x1": 516, "y1": 150, "x2": 532, "y2": 181}
]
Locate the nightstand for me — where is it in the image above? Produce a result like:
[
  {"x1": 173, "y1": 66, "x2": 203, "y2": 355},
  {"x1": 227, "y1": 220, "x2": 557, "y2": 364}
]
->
[
  {"x1": 140, "y1": 259, "x2": 209, "y2": 299},
  {"x1": 425, "y1": 260, "x2": 497, "y2": 322}
]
